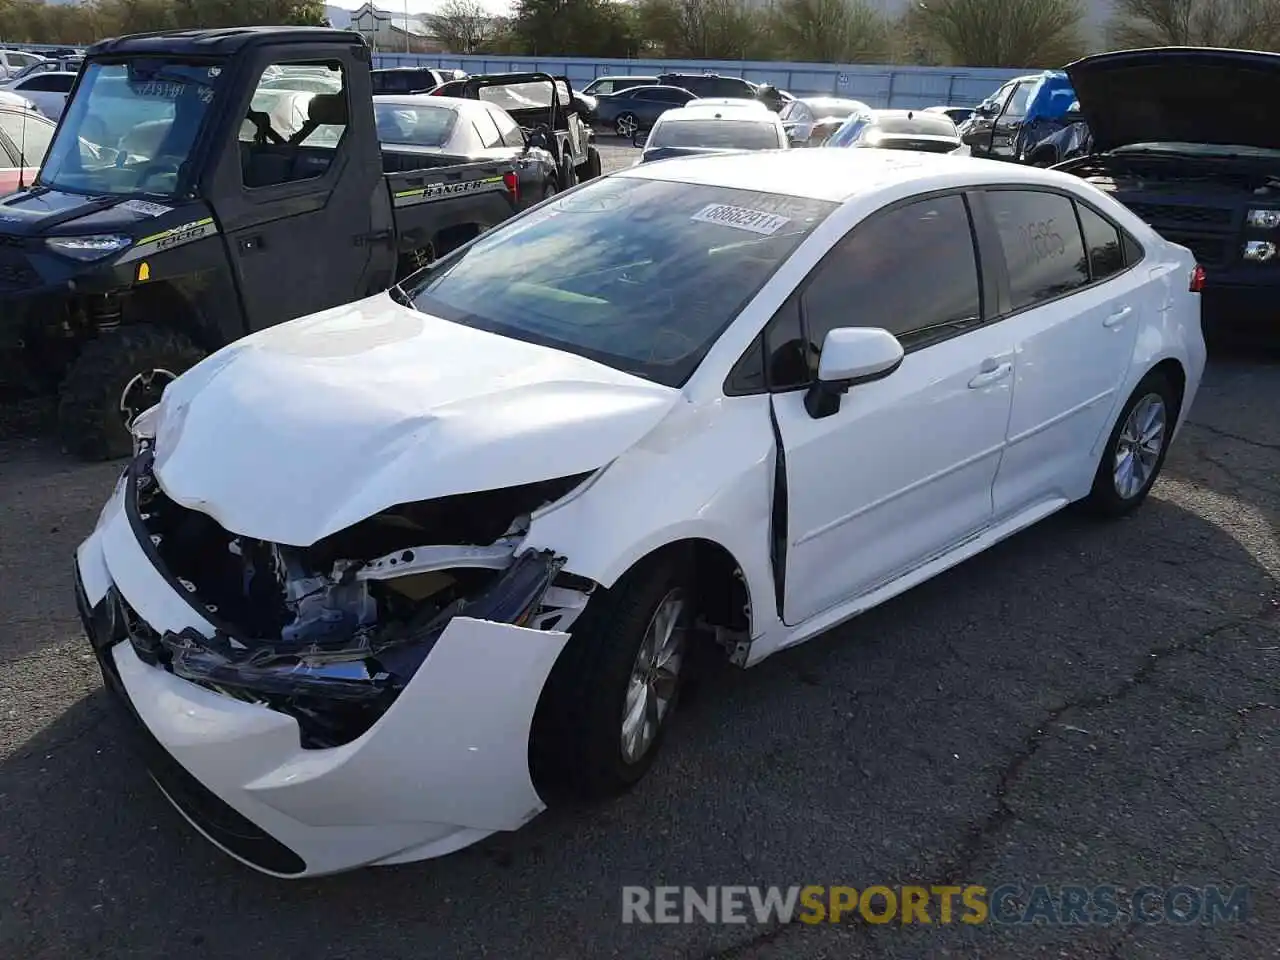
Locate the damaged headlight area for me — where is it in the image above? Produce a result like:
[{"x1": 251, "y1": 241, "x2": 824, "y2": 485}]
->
[{"x1": 123, "y1": 451, "x2": 595, "y2": 749}]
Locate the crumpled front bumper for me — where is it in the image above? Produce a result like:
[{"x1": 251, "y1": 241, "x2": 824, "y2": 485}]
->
[{"x1": 74, "y1": 476, "x2": 571, "y2": 878}]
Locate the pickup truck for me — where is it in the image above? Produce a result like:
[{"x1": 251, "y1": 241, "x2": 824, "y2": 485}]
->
[{"x1": 0, "y1": 27, "x2": 521, "y2": 460}]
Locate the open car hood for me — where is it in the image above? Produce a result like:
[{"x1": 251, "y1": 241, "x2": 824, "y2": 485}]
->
[
  {"x1": 148, "y1": 293, "x2": 681, "y2": 546},
  {"x1": 1065, "y1": 47, "x2": 1280, "y2": 153}
]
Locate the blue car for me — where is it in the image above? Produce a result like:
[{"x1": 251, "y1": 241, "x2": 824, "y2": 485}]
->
[{"x1": 958, "y1": 70, "x2": 1077, "y2": 162}]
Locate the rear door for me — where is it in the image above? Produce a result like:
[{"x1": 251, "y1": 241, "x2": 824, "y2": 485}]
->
[
  {"x1": 976, "y1": 188, "x2": 1143, "y2": 517},
  {"x1": 212, "y1": 52, "x2": 384, "y2": 333}
]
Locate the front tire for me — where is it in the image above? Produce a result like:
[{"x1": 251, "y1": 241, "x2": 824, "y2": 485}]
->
[
  {"x1": 1083, "y1": 370, "x2": 1179, "y2": 518},
  {"x1": 57, "y1": 326, "x2": 206, "y2": 461},
  {"x1": 575, "y1": 145, "x2": 602, "y2": 181},
  {"x1": 531, "y1": 555, "x2": 693, "y2": 803}
]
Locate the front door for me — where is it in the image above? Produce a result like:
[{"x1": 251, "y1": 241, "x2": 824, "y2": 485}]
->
[
  {"x1": 213, "y1": 53, "x2": 384, "y2": 334},
  {"x1": 989, "y1": 79, "x2": 1035, "y2": 160},
  {"x1": 767, "y1": 193, "x2": 1016, "y2": 625}
]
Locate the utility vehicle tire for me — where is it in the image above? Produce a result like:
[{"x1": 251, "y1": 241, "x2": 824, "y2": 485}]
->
[
  {"x1": 576, "y1": 145, "x2": 602, "y2": 181},
  {"x1": 530, "y1": 553, "x2": 694, "y2": 803},
  {"x1": 1083, "y1": 369, "x2": 1179, "y2": 519},
  {"x1": 58, "y1": 326, "x2": 205, "y2": 461},
  {"x1": 559, "y1": 155, "x2": 578, "y2": 192}
]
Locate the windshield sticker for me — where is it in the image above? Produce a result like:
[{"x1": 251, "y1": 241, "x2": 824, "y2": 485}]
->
[
  {"x1": 691, "y1": 203, "x2": 792, "y2": 235},
  {"x1": 119, "y1": 199, "x2": 172, "y2": 217}
]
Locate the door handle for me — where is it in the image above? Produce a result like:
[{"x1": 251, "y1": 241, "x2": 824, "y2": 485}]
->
[
  {"x1": 968, "y1": 360, "x2": 1012, "y2": 389},
  {"x1": 238, "y1": 234, "x2": 263, "y2": 253},
  {"x1": 1103, "y1": 306, "x2": 1133, "y2": 328}
]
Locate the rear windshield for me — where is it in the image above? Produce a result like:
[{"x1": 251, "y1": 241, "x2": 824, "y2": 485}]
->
[
  {"x1": 478, "y1": 80, "x2": 568, "y2": 111},
  {"x1": 649, "y1": 119, "x2": 781, "y2": 150},
  {"x1": 871, "y1": 115, "x2": 957, "y2": 136},
  {"x1": 404, "y1": 175, "x2": 837, "y2": 387},
  {"x1": 374, "y1": 102, "x2": 457, "y2": 146}
]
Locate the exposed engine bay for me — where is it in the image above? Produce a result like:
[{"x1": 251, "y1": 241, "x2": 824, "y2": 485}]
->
[
  {"x1": 123, "y1": 447, "x2": 595, "y2": 748},
  {"x1": 1068, "y1": 154, "x2": 1280, "y2": 199}
]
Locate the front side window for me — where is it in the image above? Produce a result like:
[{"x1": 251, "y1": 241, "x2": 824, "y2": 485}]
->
[
  {"x1": 405, "y1": 176, "x2": 838, "y2": 387},
  {"x1": 1002, "y1": 81, "x2": 1035, "y2": 120},
  {"x1": 589, "y1": 80, "x2": 613, "y2": 95},
  {"x1": 985, "y1": 189, "x2": 1089, "y2": 310},
  {"x1": 240, "y1": 60, "x2": 347, "y2": 188},
  {"x1": 39, "y1": 59, "x2": 223, "y2": 198},
  {"x1": 802, "y1": 193, "x2": 983, "y2": 357},
  {"x1": 649, "y1": 119, "x2": 782, "y2": 150}
]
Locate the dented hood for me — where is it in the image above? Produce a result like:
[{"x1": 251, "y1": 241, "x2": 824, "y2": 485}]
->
[{"x1": 150, "y1": 293, "x2": 681, "y2": 546}]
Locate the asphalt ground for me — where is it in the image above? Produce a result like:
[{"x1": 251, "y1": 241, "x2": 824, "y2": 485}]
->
[{"x1": 1, "y1": 139, "x2": 1277, "y2": 959}]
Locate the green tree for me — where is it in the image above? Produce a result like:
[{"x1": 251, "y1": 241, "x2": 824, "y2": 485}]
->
[
  {"x1": 1108, "y1": 0, "x2": 1280, "y2": 49},
  {"x1": 425, "y1": 0, "x2": 495, "y2": 53},
  {"x1": 511, "y1": 0, "x2": 638, "y2": 57},
  {"x1": 769, "y1": 0, "x2": 891, "y2": 63},
  {"x1": 913, "y1": 0, "x2": 1085, "y2": 67},
  {"x1": 632, "y1": 0, "x2": 770, "y2": 59}
]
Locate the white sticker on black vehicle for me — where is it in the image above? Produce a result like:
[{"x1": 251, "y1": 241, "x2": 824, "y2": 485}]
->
[
  {"x1": 119, "y1": 199, "x2": 173, "y2": 217},
  {"x1": 690, "y1": 203, "x2": 791, "y2": 235}
]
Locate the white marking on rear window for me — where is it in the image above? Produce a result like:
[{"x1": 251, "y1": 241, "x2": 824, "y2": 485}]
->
[{"x1": 690, "y1": 203, "x2": 791, "y2": 235}]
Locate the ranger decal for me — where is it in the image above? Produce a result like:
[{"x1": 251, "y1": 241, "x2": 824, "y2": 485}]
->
[{"x1": 393, "y1": 176, "x2": 505, "y2": 207}]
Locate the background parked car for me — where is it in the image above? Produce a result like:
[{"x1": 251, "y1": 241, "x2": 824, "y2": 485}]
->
[
  {"x1": 0, "y1": 65, "x2": 78, "y2": 119},
  {"x1": 958, "y1": 70, "x2": 1076, "y2": 161},
  {"x1": 591, "y1": 84, "x2": 696, "y2": 138},
  {"x1": 581, "y1": 74, "x2": 657, "y2": 97},
  {"x1": 656, "y1": 72, "x2": 757, "y2": 99},
  {"x1": 375, "y1": 95, "x2": 560, "y2": 206},
  {"x1": 0, "y1": 49, "x2": 44, "y2": 81},
  {"x1": 634, "y1": 102, "x2": 787, "y2": 162},
  {"x1": 780, "y1": 96, "x2": 871, "y2": 146},
  {"x1": 0, "y1": 103, "x2": 55, "y2": 194},
  {"x1": 372, "y1": 66, "x2": 459, "y2": 95},
  {"x1": 825, "y1": 109, "x2": 965, "y2": 154}
]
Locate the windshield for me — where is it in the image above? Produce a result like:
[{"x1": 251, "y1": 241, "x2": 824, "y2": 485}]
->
[
  {"x1": 374, "y1": 102, "x2": 457, "y2": 146},
  {"x1": 403, "y1": 176, "x2": 836, "y2": 387},
  {"x1": 1113, "y1": 141, "x2": 1280, "y2": 159},
  {"x1": 649, "y1": 118, "x2": 781, "y2": 150},
  {"x1": 39, "y1": 59, "x2": 223, "y2": 198}
]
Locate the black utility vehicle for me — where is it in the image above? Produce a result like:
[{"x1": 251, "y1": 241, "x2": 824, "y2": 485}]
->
[
  {"x1": 431, "y1": 72, "x2": 602, "y2": 188},
  {"x1": 0, "y1": 27, "x2": 521, "y2": 461},
  {"x1": 1055, "y1": 47, "x2": 1280, "y2": 342}
]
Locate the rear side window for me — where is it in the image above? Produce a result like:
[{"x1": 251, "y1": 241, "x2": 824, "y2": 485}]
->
[
  {"x1": 1075, "y1": 201, "x2": 1126, "y2": 281},
  {"x1": 985, "y1": 189, "x2": 1089, "y2": 310}
]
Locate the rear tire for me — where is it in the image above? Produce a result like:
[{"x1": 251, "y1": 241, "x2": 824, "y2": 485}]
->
[
  {"x1": 575, "y1": 145, "x2": 602, "y2": 181},
  {"x1": 1083, "y1": 369, "x2": 1179, "y2": 518},
  {"x1": 530, "y1": 553, "x2": 693, "y2": 803},
  {"x1": 57, "y1": 326, "x2": 205, "y2": 461}
]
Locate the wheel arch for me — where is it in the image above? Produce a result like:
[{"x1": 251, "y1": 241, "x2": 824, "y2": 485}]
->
[{"x1": 122, "y1": 279, "x2": 221, "y2": 353}]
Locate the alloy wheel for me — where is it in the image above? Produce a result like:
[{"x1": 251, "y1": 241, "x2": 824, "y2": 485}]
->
[
  {"x1": 620, "y1": 588, "x2": 687, "y2": 764},
  {"x1": 1113, "y1": 392, "x2": 1167, "y2": 499}
]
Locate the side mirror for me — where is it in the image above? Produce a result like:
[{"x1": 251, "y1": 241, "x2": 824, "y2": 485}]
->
[
  {"x1": 804, "y1": 327, "x2": 904, "y2": 419},
  {"x1": 973, "y1": 102, "x2": 996, "y2": 118}
]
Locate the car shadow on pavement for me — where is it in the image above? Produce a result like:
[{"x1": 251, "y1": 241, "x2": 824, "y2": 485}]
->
[{"x1": 3, "y1": 478, "x2": 1277, "y2": 959}]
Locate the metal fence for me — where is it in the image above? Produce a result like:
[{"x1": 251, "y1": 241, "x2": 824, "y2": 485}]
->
[
  {"x1": 2, "y1": 40, "x2": 1027, "y2": 109},
  {"x1": 370, "y1": 53, "x2": 1029, "y2": 108}
]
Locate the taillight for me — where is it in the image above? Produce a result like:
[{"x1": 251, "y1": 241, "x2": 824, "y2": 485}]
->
[
  {"x1": 1189, "y1": 263, "x2": 1206, "y2": 293},
  {"x1": 503, "y1": 171, "x2": 519, "y2": 204}
]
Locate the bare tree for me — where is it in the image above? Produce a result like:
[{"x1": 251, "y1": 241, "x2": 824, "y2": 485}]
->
[
  {"x1": 1109, "y1": 0, "x2": 1280, "y2": 49},
  {"x1": 914, "y1": 0, "x2": 1086, "y2": 67},
  {"x1": 425, "y1": 0, "x2": 495, "y2": 53},
  {"x1": 770, "y1": 0, "x2": 891, "y2": 62}
]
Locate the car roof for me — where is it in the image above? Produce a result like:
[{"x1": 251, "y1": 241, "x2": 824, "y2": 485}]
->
[
  {"x1": 87, "y1": 26, "x2": 363, "y2": 58},
  {"x1": 591, "y1": 74, "x2": 656, "y2": 81},
  {"x1": 619, "y1": 148, "x2": 1081, "y2": 202},
  {"x1": 661, "y1": 103, "x2": 776, "y2": 122}
]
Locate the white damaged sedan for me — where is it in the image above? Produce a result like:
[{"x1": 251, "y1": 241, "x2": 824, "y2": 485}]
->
[{"x1": 75, "y1": 149, "x2": 1206, "y2": 877}]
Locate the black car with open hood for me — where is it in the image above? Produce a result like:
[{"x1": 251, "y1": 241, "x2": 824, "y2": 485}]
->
[{"x1": 1054, "y1": 46, "x2": 1280, "y2": 342}]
